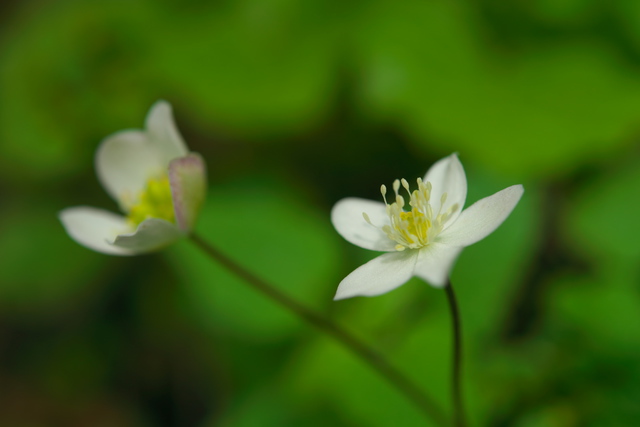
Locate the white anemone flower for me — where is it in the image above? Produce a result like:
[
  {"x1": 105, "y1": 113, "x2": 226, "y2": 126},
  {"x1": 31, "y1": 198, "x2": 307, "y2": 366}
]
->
[
  {"x1": 331, "y1": 154, "x2": 523, "y2": 300},
  {"x1": 60, "y1": 101, "x2": 207, "y2": 256}
]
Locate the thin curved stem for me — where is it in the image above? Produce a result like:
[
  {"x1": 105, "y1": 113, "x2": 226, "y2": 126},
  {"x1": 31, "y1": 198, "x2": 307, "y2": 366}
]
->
[
  {"x1": 445, "y1": 281, "x2": 466, "y2": 427},
  {"x1": 190, "y1": 233, "x2": 448, "y2": 427}
]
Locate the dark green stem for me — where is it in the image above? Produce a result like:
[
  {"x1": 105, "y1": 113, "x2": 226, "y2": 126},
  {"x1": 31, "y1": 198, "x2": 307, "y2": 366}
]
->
[
  {"x1": 445, "y1": 281, "x2": 466, "y2": 427},
  {"x1": 190, "y1": 233, "x2": 448, "y2": 427}
]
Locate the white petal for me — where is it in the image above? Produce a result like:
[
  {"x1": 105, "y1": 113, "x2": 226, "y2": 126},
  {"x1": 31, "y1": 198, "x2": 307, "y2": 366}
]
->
[
  {"x1": 96, "y1": 130, "x2": 166, "y2": 209},
  {"x1": 334, "y1": 251, "x2": 418, "y2": 300},
  {"x1": 437, "y1": 185, "x2": 524, "y2": 247},
  {"x1": 169, "y1": 153, "x2": 207, "y2": 232},
  {"x1": 331, "y1": 198, "x2": 396, "y2": 252},
  {"x1": 59, "y1": 207, "x2": 135, "y2": 256},
  {"x1": 423, "y1": 153, "x2": 467, "y2": 226},
  {"x1": 112, "y1": 218, "x2": 184, "y2": 253},
  {"x1": 413, "y1": 244, "x2": 464, "y2": 288},
  {"x1": 96, "y1": 101, "x2": 189, "y2": 209},
  {"x1": 145, "y1": 100, "x2": 189, "y2": 162}
]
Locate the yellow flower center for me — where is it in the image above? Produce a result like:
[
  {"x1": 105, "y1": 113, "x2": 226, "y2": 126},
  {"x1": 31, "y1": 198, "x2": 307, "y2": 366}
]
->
[
  {"x1": 126, "y1": 175, "x2": 175, "y2": 226},
  {"x1": 363, "y1": 177, "x2": 459, "y2": 251},
  {"x1": 398, "y1": 210, "x2": 430, "y2": 244}
]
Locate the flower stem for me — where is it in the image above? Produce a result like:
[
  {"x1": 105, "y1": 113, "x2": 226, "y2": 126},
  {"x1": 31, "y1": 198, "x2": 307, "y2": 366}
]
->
[
  {"x1": 190, "y1": 233, "x2": 448, "y2": 427},
  {"x1": 445, "y1": 281, "x2": 466, "y2": 427}
]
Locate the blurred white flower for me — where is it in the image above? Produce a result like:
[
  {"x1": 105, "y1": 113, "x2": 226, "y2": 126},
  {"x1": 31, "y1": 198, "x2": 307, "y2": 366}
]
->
[
  {"x1": 60, "y1": 101, "x2": 206, "y2": 255},
  {"x1": 331, "y1": 154, "x2": 523, "y2": 299}
]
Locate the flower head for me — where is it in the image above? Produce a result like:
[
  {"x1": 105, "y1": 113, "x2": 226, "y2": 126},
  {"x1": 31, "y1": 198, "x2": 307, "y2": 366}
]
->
[
  {"x1": 60, "y1": 101, "x2": 207, "y2": 255},
  {"x1": 331, "y1": 154, "x2": 523, "y2": 299}
]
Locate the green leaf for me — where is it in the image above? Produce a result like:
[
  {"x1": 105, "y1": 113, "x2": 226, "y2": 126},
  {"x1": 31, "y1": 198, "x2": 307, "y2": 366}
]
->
[
  {"x1": 0, "y1": 201, "x2": 107, "y2": 317},
  {"x1": 169, "y1": 176, "x2": 342, "y2": 341},
  {"x1": 567, "y1": 157, "x2": 640, "y2": 262},
  {"x1": 0, "y1": 0, "x2": 155, "y2": 182},
  {"x1": 145, "y1": 0, "x2": 342, "y2": 139},
  {"x1": 354, "y1": 0, "x2": 640, "y2": 178}
]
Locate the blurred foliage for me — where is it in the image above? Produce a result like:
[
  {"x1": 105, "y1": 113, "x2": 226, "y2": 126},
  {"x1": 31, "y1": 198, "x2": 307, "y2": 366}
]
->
[
  {"x1": 170, "y1": 176, "x2": 341, "y2": 341},
  {"x1": 1, "y1": 0, "x2": 640, "y2": 426}
]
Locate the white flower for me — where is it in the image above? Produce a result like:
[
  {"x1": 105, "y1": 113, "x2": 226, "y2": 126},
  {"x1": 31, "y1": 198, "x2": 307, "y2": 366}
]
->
[
  {"x1": 59, "y1": 101, "x2": 207, "y2": 256},
  {"x1": 331, "y1": 154, "x2": 523, "y2": 300}
]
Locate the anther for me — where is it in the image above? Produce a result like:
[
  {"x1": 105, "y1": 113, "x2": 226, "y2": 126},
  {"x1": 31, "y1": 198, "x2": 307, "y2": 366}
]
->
[{"x1": 362, "y1": 212, "x2": 372, "y2": 224}]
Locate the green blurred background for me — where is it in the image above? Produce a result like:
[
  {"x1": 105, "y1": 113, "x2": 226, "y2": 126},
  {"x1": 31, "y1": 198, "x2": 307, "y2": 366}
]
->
[{"x1": 1, "y1": 0, "x2": 640, "y2": 425}]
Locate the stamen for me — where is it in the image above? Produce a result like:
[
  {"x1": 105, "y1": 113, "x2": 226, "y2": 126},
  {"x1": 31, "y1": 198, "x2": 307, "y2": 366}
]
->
[
  {"x1": 126, "y1": 175, "x2": 175, "y2": 226},
  {"x1": 401, "y1": 178, "x2": 410, "y2": 193},
  {"x1": 380, "y1": 185, "x2": 388, "y2": 205},
  {"x1": 370, "y1": 176, "x2": 459, "y2": 251}
]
